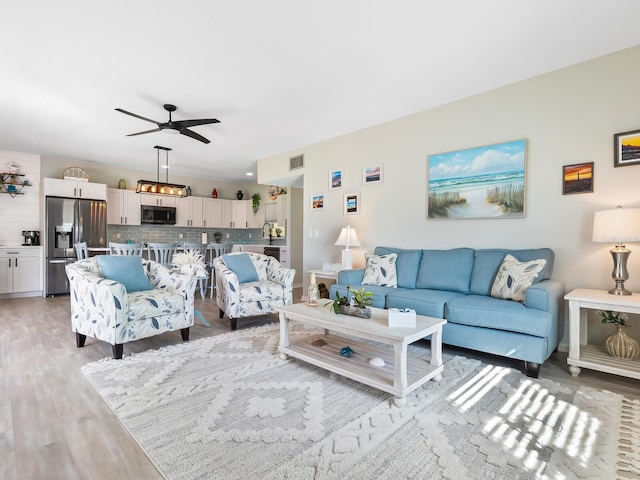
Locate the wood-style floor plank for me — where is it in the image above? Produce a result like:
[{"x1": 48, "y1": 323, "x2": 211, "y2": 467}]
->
[{"x1": 0, "y1": 291, "x2": 638, "y2": 479}]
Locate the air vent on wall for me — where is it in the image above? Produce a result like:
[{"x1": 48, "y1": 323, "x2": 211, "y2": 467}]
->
[{"x1": 289, "y1": 154, "x2": 304, "y2": 171}]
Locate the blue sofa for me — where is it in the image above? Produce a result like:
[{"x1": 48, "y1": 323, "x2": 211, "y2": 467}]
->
[{"x1": 329, "y1": 246, "x2": 565, "y2": 377}]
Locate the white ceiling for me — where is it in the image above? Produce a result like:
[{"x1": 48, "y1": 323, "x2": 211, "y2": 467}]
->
[{"x1": 3, "y1": 1, "x2": 640, "y2": 183}]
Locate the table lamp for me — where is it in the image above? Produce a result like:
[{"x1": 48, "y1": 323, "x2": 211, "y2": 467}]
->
[
  {"x1": 334, "y1": 226, "x2": 361, "y2": 269},
  {"x1": 592, "y1": 206, "x2": 640, "y2": 295}
]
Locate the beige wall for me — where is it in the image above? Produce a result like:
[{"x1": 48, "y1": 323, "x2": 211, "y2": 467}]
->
[{"x1": 257, "y1": 45, "x2": 640, "y2": 346}]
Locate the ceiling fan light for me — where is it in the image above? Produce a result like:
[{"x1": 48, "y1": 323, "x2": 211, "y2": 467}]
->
[{"x1": 162, "y1": 128, "x2": 180, "y2": 135}]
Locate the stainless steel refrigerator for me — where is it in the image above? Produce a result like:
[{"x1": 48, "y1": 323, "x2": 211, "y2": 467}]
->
[{"x1": 46, "y1": 196, "x2": 107, "y2": 296}]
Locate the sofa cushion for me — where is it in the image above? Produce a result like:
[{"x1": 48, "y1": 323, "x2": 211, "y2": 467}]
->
[
  {"x1": 362, "y1": 253, "x2": 398, "y2": 287},
  {"x1": 470, "y1": 248, "x2": 554, "y2": 296},
  {"x1": 222, "y1": 253, "x2": 259, "y2": 284},
  {"x1": 96, "y1": 255, "x2": 153, "y2": 293},
  {"x1": 446, "y1": 295, "x2": 551, "y2": 337},
  {"x1": 491, "y1": 254, "x2": 547, "y2": 302},
  {"x1": 415, "y1": 248, "x2": 474, "y2": 294},
  {"x1": 375, "y1": 247, "x2": 423, "y2": 289},
  {"x1": 386, "y1": 289, "x2": 466, "y2": 318}
]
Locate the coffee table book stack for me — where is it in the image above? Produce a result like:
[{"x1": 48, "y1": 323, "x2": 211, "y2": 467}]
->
[{"x1": 277, "y1": 301, "x2": 445, "y2": 407}]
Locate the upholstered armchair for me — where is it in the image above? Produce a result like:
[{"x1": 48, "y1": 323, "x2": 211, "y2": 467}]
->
[
  {"x1": 213, "y1": 252, "x2": 296, "y2": 330},
  {"x1": 66, "y1": 257, "x2": 197, "y2": 359}
]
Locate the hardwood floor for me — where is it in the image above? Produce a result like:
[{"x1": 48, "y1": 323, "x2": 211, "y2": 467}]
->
[{"x1": 1, "y1": 292, "x2": 638, "y2": 479}]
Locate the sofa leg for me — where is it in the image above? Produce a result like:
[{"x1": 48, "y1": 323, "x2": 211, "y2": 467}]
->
[
  {"x1": 230, "y1": 318, "x2": 237, "y2": 331},
  {"x1": 181, "y1": 327, "x2": 190, "y2": 341},
  {"x1": 524, "y1": 361, "x2": 540, "y2": 378},
  {"x1": 219, "y1": 308, "x2": 225, "y2": 319},
  {"x1": 76, "y1": 333, "x2": 86, "y2": 348},
  {"x1": 112, "y1": 344, "x2": 123, "y2": 360}
]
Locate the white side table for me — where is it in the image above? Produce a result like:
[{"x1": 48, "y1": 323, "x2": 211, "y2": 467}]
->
[
  {"x1": 565, "y1": 288, "x2": 640, "y2": 379},
  {"x1": 308, "y1": 269, "x2": 340, "y2": 285}
]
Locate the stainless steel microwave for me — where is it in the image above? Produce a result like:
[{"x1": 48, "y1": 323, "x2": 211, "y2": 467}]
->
[{"x1": 141, "y1": 205, "x2": 177, "y2": 225}]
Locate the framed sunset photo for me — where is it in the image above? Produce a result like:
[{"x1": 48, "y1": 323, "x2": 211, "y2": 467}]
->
[
  {"x1": 563, "y1": 162, "x2": 594, "y2": 195},
  {"x1": 614, "y1": 129, "x2": 640, "y2": 167}
]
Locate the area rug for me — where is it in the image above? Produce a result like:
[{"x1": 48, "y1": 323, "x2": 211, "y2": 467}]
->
[{"x1": 82, "y1": 323, "x2": 639, "y2": 480}]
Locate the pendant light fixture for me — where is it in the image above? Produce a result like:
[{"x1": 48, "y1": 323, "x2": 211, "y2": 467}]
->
[{"x1": 136, "y1": 146, "x2": 187, "y2": 197}]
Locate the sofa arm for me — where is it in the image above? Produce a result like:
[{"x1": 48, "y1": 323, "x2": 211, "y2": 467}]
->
[
  {"x1": 214, "y1": 259, "x2": 241, "y2": 303},
  {"x1": 525, "y1": 279, "x2": 564, "y2": 313},
  {"x1": 337, "y1": 269, "x2": 365, "y2": 285}
]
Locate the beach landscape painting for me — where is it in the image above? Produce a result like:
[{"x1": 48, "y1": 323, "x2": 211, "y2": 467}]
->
[{"x1": 428, "y1": 139, "x2": 526, "y2": 219}]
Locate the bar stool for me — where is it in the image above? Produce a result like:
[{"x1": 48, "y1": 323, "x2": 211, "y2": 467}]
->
[
  {"x1": 147, "y1": 242, "x2": 177, "y2": 268},
  {"x1": 74, "y1": 242, "x2": 89, "y2": 260},
  {"x1": 109, "y1": 242, "x2": 144, "y2": 256},
  {"x1": 182, "y1": 242, "x2": 209, "y2": 299},
  {"x1": 209, "y1": 243, "x2": 232, "y2": 298}
]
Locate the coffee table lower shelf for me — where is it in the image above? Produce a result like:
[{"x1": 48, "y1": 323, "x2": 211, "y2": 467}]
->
[{"x1": 279, "y1": 333, "x2": 443, "y2": 402}]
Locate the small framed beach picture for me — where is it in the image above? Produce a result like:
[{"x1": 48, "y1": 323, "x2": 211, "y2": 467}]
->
[
  {"x1": 563, "y1": 162, "x2": 594, "y2": 195},
  {"x1": 427, "y1": 139, "x2": 526, "y2": 219},
  {"x1": 344, "y1": 192, "x2": 360, "y2": 215},
  {"x1": 363, "y1": 164, "x2": 383, "y2": 184},
  {"x1": 310, "y1": 193, "x2": 325, "y2": 210},
  {"x1": 614, "y1": 129, "x2": 640, "y2": 167},
  {"x1": 329, "y1": 169, "x2": 343, "y2": 190}
]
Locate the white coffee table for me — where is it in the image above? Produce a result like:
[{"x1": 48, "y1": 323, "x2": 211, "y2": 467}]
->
[{"x1": 278, "y1": 301, "x2": 446, "y2": 406}]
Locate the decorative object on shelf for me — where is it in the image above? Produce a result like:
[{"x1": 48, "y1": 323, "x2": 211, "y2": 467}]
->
[
  {"x1": 213, "y1": 232, "x2": 222, "y2": 243},
  {"x1": 369, "y1": 356, "x2": 385, "y2": 367},
  {"x1": 308, "y1": 283, "x2": 319, "y2": 306},
  {"x1": 614, "y1": 128, "x2": 640, "y2": 167},
  {"x1": 7, "y1": 162, "x2": 21, "y2": 174},
  {"x1": 329, "y1": 285, "x2": 372, "y2": 318},
  {"x1": 1, "y1": 172, "x2": 29, "y2": 197},
  {"x1": 63, "y1": 166, "x2": 89, "y2": 181},
  {"x1": 339, "y1": 346, "x2": 356, "y2": 358},
  {"x1": 310, "y1": 338, "x2": 327, "y2": 347},
  {"x1": 136, "y1": 146, "x2": 186, "y2": 197},
  {"x1": 186, "y1": 186, "x2": 192, "y2": 196},
  {"x1": 562, "y1": 162, "x2": 593, "y2": 195},
  {"x1": 212, "y1": 188, "x2": 218, "y2": 198},
  {"x1": 428, "y1": 139, "x2": 526, "y2": 219},
  {"x1": 276, "y1": 227, "x2": 284, "y2": 237},
  {"x1": 592, "y1": 206, "x2": 640, "y2": 295},
  {"x1": 251, "y1": 193, "x2": 261, "y2": 214},
  {"x1": 334, "y1": 225, "x2": 361, "y2": 269},
  {"x1": 600, "y1": 310, "x2": 640, "y2": 359},
  {"x1": 118, "y1": 178, "x2": 126, "y2": 189},
  {"x1": 268, "y1": 185, "x2": 279, "y2": 200},
  {"x1": 236, "y1": 190, "x2": 244, "y2": 200}
]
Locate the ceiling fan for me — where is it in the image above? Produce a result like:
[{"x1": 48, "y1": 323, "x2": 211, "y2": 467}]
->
[{"x1": 115, "y1": 104, "x2": 220, "y2": 144}]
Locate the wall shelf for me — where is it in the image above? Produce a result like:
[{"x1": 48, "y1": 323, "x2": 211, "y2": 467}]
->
[{"x1": 0, "y1": 173, "x2": 30, "y2": 198}]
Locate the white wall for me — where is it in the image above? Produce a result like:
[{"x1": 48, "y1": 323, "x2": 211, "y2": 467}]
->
[
  {"x1": 0, "y1": 150, "x2": 41, "y2": 245},
  {"x1": 258, "y1": 45, "x2": 640, "y2": 344}
]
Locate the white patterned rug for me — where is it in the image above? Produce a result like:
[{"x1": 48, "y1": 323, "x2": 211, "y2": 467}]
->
[{"x1": 82, "y1": 323, "x2": 639, "y2": 480}]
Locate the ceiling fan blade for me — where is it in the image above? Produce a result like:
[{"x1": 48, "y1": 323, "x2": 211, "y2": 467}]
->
[
  {"x1": 126, "y1": 128, "x2": 162, "y2": 137},
  {"x1": 176, "y1": 118, "x2": 221, "y2": 128},
  {"x1": 115, "y1": 108, "x2": 160, "y2": 125},
  {"x1": 179, "y1": 128, "x2": 211, "y2": 144}
]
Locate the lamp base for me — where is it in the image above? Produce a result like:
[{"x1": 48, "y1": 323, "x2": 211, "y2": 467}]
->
[
  {"x1": 341, "y1": 249, "x2": 353, "y2": 270},
  {"x1": 609, "y1": 246, "x2": 632, "y2": 296}
]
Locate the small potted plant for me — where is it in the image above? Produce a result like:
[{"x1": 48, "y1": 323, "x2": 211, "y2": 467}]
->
[
  {"x1": 251, "y1": 193, "x2": 261, "y2": 214},
  {"x1": 600, "y1": 310, "x2": 639, "y2": 360},
  {"x1": 329, "y1": 285, "x2": 373, "y2": 319}
]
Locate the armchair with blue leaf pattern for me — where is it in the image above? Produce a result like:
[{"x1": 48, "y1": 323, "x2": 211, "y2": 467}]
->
[
  {"x1": 213, "y1": 252, "x2": 295, "y2": 330},
  {"x1": 65, "y1": 258, "x2": 197, "y2": 359}
]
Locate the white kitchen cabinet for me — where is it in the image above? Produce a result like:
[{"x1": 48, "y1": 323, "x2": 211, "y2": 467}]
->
[
  {"x1": 277, "y1": 194, "x2": 289, "y2": 229},
  {"x1": 221, "y1": 199, "x2": 248, "y2": 229},
  {"x1": 203, "y1": 198, "x2": 223, "y2": 228},
  {"x1": 43, "y1": 178, "x2": 107, "y2": 200},
  {"x1": 176, "y1": 196, "x2": 204, "y2": 227},
  {"x1": 0, "y1": 247, "x2": 40, "y2": 294},
  {"x1": 246, "y1": 199, "x2": 266, "y2": 228},
  {"x1": 107, "y1": 188, "x2": 141, "y2": 225},
  {"x1": 139, "y1": 194, "x2": 176, "y2": 207}
]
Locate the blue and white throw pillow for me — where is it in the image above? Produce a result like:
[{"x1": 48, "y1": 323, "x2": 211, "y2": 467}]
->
[
  {"x1": 362, "y1": 253, "x2": 398, "y2": 288},
  {"x1": 490, "y1": 254, "x2": 546, "y2": 302}
]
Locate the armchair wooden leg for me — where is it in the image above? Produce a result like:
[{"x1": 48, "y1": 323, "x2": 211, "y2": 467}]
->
[
  {"x1": 230, "y1": 318, "x2": 238, "y2": 331},
  {"x1": 76, "y1": 333, "x2": 86, "y2": 348},
  {"x1": 112, "y1": 344, "x2": 123, "y2": 359},
  {"x1": 181, "y1": 327, "x2": 190, "y2": 341}
]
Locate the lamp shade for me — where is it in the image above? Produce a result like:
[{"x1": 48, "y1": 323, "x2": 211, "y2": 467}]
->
[
  {"x1": 334, "y1": 226, "x2": 361, "y2": 249},
  {"x1": 592, "y1": 207, "x2": 640, "y2": 243}
]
